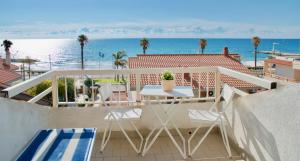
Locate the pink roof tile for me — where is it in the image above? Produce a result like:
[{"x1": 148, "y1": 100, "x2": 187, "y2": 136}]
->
[
  {"x1": 0, "y1": 59, "x2": 21, "y2": 85},
  {"x1": 128, "y1": 54, "x2": 256, "y2": 89}
]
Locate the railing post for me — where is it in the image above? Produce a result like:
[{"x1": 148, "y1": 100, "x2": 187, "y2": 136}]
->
[
  {"x1": 215, "y1": 71, "x2": 221, "y2": 102},
  {"x1": 52, "y1": 74, "x2": 58, "y2": 108},
  {"x1": 136, "y1": 74, "x2": 141, "y2": 101}
]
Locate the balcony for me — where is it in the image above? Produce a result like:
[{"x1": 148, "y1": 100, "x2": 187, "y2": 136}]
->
[{"x1": 1, "y1": 66, "x2": 292, "y2": 161}]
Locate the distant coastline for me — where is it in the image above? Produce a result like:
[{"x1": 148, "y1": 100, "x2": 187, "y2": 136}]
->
[{"x1": 0, "y1": 38, "x2": 299, "y2": 70}]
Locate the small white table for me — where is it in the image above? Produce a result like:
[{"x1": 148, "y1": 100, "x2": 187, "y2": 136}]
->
[{"x1": 140, "y1": 85, "x2": 194, "y2": 158}]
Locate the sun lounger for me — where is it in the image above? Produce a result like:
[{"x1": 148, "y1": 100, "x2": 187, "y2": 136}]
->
[{"x1": 16, "y1": 128, "x2": 96, "y2": 161}]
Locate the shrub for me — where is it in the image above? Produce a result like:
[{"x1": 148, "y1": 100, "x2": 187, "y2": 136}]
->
[{"x1": 161, "y1": 70, "x2": 174, "y2": 80}]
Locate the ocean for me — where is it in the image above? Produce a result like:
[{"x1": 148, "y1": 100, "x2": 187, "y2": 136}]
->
[{"x1": 1, "y1": 38, "x2": 300, "y2": 70}]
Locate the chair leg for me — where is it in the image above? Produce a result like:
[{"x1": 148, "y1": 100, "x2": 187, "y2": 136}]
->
[
  {"x1": 220, "y1": 118, "x2": 232, "y2": 157},
  {"x1": 190, "y1": 122, "x2": 218, "y2": 156},
  {"x1": 116, "y1": 120, "x2": 143, "y2": 154},
  {"x1": 188, "y1": 126, "x2": 201, "y2": 156},
  {"x1": 101, "y1": 121, "x2": 112, "y2": 152},
  {"x1": 130, "y1": 121, "x2": 144, "y2": 153}
]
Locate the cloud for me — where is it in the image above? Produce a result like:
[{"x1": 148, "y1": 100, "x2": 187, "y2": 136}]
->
[
  {"x1": 0, "y1": 19, "x2": 300, "y2": 38},
  {"x1": 80, "y1": 27, "x2": 90, "y2": 33}
]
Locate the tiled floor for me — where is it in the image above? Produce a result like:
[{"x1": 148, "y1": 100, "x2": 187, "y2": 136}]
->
[{"x1": 91, "y1": 133, "x2": 242, "y2": 161}]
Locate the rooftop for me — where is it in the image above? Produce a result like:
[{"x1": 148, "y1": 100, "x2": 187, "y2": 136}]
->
[
  {"x1": 129, "y1": 54, "x2": 256, "y2": 89},
  {"x1": 0, "y1": 59, "x2": 21, "y2": 85}
]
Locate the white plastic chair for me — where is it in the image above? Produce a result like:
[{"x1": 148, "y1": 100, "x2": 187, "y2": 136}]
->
[
  {"x1": 188, "y1": 84, "x2": 235, "y2": 157},
  {"x1": 99, "y1": 83, "x2": 143, "y2": 154}
]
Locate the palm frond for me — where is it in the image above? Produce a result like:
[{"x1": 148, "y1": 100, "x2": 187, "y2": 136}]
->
[
  {"x1": 200, "y1": 39, "x2": 207, "y2": 49},
  {"x1": 78, "y1": 34, "x2": 88, "y2": 45},
  {"x1": 252, "y1": 36, "x2": 261, "y2": 48},
  {"x1": 113, "y1": 50, "x2": 128, "y2": 67},
  {"x1": 140, "y1": 38, "x2": 149, "y2": 47},
  {"x1": 1, "y1": 40, "x2": 13, "y2": 49}
]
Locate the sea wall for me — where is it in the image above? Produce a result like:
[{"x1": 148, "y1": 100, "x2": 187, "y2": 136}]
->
[
  {"x1": 226, "y1": 84, "x2": 300, "y2": 161},
  {"x1": 0, "y1": 97, "x2": 51, "y2": 161}
]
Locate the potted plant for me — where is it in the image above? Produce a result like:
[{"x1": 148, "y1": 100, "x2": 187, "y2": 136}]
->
[{"x1": 161, "y1": 70, "x2": 175, "y2": 91}]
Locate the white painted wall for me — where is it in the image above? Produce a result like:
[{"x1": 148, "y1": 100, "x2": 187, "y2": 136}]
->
[
  {"x1": 226, "y1": 84, "x2": 300, "y2": 161},
  {"x1": 275, "y1": 65, "x2": 294, "y2": 79},
  {"x1": 0, "y1": 97, "x2": 212, "y2": 160},
  {"x1": 0, "y1": 97, "x2": 51, "y2": 161},
  {"x1": 49, "y1": 102, "x2": 212, "y2": 131}
]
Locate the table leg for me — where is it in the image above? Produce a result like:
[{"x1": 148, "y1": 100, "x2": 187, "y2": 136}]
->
[
  {"x1": 164, "y1": 126, "x2": 187, "y2": 158},
  {"x1": 142, "y1": 96, "x2": 187, "y2": 158},
  {"x1": 142, "y1": 126, "x2": 164, "y2": 156}
]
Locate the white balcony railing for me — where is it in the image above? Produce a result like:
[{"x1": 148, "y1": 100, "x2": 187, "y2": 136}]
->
[{"x1": 2, "y1": 67, "x2": 277, "y2": 108}]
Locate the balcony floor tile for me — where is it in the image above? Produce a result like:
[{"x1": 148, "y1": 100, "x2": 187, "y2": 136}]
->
[{"x1": 91, "y1": 133, "x2": 242, "y2": 161}]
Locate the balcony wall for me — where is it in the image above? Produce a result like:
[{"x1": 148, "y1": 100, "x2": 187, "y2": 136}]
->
[
  {"x1": 226, "y1": 84, "x2": 300, "y2": 161},
  {"x1": 0, "y1": 97, "x2": 51, "y2": 161},
  {"x1": 2, "y1": 84, "x2": 298, "y2": 161},
  {"x1": 0, "y1": 97, "x2": 213, "y2": 160},
  {"x1": 49, "y1": 102, "x2": 212, "y2": 131},
  {"x1": 0, "y1": 67, "x2": 279, "y2": 160}
]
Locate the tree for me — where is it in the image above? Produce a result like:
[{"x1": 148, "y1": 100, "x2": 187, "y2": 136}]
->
[
  {"x1": 140, "y1": 38, "x2": 149, "y2": 54},
  {"x1": 1, "y1": 40, "x2": 13, "y2": 65},
  {"x1": 199, "y1": 39, "x2": 207, "y2": 54},
  {"x1": 58, "y1": 78, "x2": 75, "y2": 102},
  {"x1": 27, "y1": 78, "x2": 75, "y2": 104},
  {"x1": 78, "y1": 34, "x2": 88, "y2": 69},
  {"x1": 113, "y1": 50, "x2": 127, "y2": 81},
  {"x1": 24, "y1": 56, "x2": 36, "y2": 79},
  {"x1": 252, "y1": 36, "x2": 261, "y2": 70},
  {"x1": 84, "y1": 77, "x2": 93, "y2": 98}
]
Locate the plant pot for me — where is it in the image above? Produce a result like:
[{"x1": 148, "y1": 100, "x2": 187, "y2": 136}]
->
[{"x1": 162, "y1": 79, "x2": 175, "y2": 91}]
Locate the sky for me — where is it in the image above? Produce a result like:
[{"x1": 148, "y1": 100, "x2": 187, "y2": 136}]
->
[{"x1": 1, "y1": 0, "x2": 300, "y2": 39}]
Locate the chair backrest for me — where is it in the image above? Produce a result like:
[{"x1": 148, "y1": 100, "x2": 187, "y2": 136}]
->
[
  {"x1": 221, "y1": 84, "x2": 235, "y2": 104},
  {"x1": 99, "y1": 83, "x2": 113, "y2": 103},
  {"x1": 208, "y1": 84, "x2": 235, "y2": 113},
  {"x1": 220, "y1": 84, "x2": 235, "y2": 112}
]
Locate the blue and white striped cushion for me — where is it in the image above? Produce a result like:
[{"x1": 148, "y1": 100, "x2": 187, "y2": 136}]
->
[{"x1": 16, "y1": 128, "x2": 96, "y2": 161}]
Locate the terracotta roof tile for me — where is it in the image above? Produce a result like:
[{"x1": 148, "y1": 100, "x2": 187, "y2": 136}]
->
[
  {"x1": 0, "y1": 59, "x2": 19, "y2": 70},
  {"x1": 128, "y1": 54, "x2": 256, "y2": 89},
  {"x1": 0, "y1": 69, "x2": 21, "y2": 84},
  {"x1": 0, "y1": 59, "x2": 21, "y2": 85}
]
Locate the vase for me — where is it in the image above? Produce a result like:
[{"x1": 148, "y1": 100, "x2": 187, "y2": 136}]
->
[{"x1": 162, "y1": 79, "x2": 175, "y2": 91}]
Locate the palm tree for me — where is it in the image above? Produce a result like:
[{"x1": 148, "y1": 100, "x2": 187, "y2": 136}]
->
[
  {"x1": 78, "y1": 34, "x2": 88, "y2": 69},
  {"x1": 113, "y1": 50, "x2": 127, "y2": 81},
  {"x1": 140, "y1": 38, "x2": 149, "y2": 54},
  {"x1": 199, "y1": 39, "x2": 207, "y2": 54},
  {"x1": 1, "y1": 40, "x2": 13, "y2": 65},
  {"x1": 252, "y1": 36, "x2": 261, "y2": 70}
]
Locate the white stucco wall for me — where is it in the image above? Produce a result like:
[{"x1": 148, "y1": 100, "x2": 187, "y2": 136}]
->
[
  {"x1": 49, "y1": 102, "x2": 212, "y2": 131},
  {"x1": 0, "y1": 97, "x2": 51, "y2": 161},
  {"x1": 0, "y1": 97, "x2": 212, "y2": 160},
  {"x1": 275, "y1": 65, "x2": 294, "y2": 79},
  {"x1": 226, "y1": 84, "x2": 300, "y2": 161}
]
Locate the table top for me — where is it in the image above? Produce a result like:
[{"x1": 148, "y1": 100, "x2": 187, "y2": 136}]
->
[{"x1": 140, "y1": 85, "x2": 194, "y2": 97}]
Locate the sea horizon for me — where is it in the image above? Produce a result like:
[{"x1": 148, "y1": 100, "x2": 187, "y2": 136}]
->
[{"x1": 1, "y1": 38, "x2": 299, "y2": 70}]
